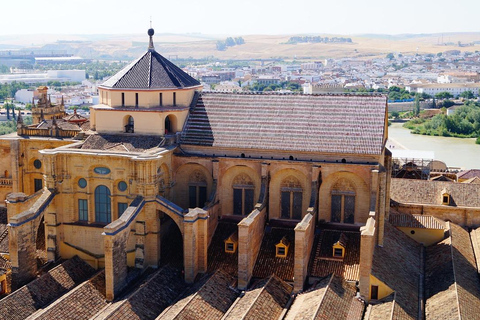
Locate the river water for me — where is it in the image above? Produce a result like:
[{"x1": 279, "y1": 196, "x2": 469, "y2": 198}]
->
[{"x1": 387, "y1": 122, "x2": 480, "y2": 170}]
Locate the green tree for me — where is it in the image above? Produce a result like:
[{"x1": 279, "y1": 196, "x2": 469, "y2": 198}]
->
[
  {"x1": 414, "y1": 95, "x2": 420, "y2": 116},
  {"x1": 460, "y1": 91, "x2": 475, "y2": 99},
  {"x1": 435, "y1": 91, "x2": 453, "y2": 99}
]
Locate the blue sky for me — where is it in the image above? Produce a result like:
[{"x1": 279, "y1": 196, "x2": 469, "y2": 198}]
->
[{"x1": 2, "y1": 0, "x2": 479, "y2": 35}]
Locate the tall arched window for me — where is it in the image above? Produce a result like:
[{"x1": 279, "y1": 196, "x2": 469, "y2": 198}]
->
[
  {"x1": 233, "y1": 173, "x2": 254, "y2": 215},
  {"x1": 125, "y1": 116, "x2": 134, "y2": 133},
  {"x1": 331, "y1": 179, "x2": 355, "y2": 224},
  {"x1": 281, "y1": 176, "x2": 303, "y2": 220},
  {"x1": 188, "y1": 170, "x2": 207, "y2": 208},
  {"x1": 95, "y1": 185, "x2": 111, "y2": 223}
]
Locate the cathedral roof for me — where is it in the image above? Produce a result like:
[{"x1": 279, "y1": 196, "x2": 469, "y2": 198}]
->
[
  {"x1": 181, "y1": 93, "x2": 387, "y2": 155},
  {"x1": 100, "y1": 30, "x2": 200, "y2": 90}
]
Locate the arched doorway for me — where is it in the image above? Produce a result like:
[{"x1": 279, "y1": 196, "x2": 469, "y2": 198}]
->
[
  {"x1": 125, "y1": 116, "x2": 134, "y2": 133},
  {"x1": 159, "y1": 211, "x2": 183, "y2": 270},
  {"x1": 165, "y1": 116, "x2": 172, "y2": 134}
]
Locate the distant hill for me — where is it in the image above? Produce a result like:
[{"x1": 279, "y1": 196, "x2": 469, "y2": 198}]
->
[{"x1": 0, "y1": 32, "x2": 479, "y2": 61}]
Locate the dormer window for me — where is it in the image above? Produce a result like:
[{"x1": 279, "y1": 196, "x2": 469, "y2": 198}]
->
[
  {"x1": 332, "y1": 233, "x2": 348, "y2": 259},
  {"x1": 224, "y1": 231, "x2": 238, "y2": 254},
  {"x1": 275, "y1": 236, "x2": 290, "y2": 258},
  {"x1": 442, "y1": 193, "x2": 450, "y2": 205}
]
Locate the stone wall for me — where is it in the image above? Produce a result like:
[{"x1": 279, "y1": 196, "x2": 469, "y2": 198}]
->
[
  {"x1": 238, "y1": 207, "x2": 266, "y2": 289},
  {"x1": 294, "y1": 213, "x2": 315, "y2": 292},
  {"x1": 393, "y1": 202, "x2": 480, "y2": 228}
]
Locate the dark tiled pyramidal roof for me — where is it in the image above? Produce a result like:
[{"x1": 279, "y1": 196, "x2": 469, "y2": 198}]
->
[
  {"x1": 181, "y1": 93, "x2": 387, "y2": 155},
  {"x1": 101, "y1": 50, "x2": 200, "y2": 89}
]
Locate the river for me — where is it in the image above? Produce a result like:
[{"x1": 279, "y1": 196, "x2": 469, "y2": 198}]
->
[{"x1": 387, "y1": 122, "x2": 480, "y2": 170}]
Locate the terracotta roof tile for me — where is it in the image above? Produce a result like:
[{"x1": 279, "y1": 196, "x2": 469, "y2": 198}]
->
[
  {"x1": 365, "y1": 294, "x2": 394, "y2": 320},
  {"x1": 389, "y1": 213, "x2": 445, "y2": 230},
  {"x1": 252, "y1": 227, "x2": 295, "y2": 282},
  {"x1": 308, "y1": 229, "x2": 360, "y2": 281},
  {"x1": 457, "y1": 169, "x2": 480, "y2": 180},
  {"x1": 181, "y1": 93, "x2": 387, "y2": 155},
  {"x1": 371, "y1": 222, "x2": 422, "y2": 320},
  {"x1": 223, "y1": 275, "x2": 292, "y2": 320},
  {"x1": 0, "y1": 256, "x2": 96, "y2": 320},
  {"x1": 79, "y1": 134, "x2": 163, "y2": 152},
  {"x1": 286, "y1": 275, "x2": 363, "y2": 320},
  {"x1": 391, "y1": 178, "x2": 480, "y2": 207},
  {"x1": 103, "y1": 265, "x2": 186, "y2": 320},
  {"x1": 158, "y1": 269, "x2": 238, "y2": 320},
  {"x1": 207, "y1": 221, "x2": 238, "y2": 276},
  {"x1": 32, "y1": 271, "x2": 107, "y2": 320}
]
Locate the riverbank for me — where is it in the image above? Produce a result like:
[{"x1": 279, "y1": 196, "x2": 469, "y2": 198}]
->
[{"x1": 388, "y1": 122, "x2": 479, "y2": 169}]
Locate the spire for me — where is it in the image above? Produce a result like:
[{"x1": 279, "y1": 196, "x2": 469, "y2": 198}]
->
[
  {"x1": 48, "y1": 94, "x2": 51, "y2": 106},
  {"x1": 74, "y1": 107, "x2": 77, "y2": 116},
  {"x1": 32, "y1": 97, "x2": 35, "y2": 108},
  {"x1": 61, "y1": 95, "x2": 64, "y2": 106},
  {"x1": 148, "y1": 25, "x2": 155, "y2": 52},
  {"x1": 40, "y1": 109, "x2": 44, "y2": 121}
]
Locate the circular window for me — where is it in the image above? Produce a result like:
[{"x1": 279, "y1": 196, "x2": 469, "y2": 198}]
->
[
  {"x1": 34, "y1": 159, "x2": 42, "y2": 169},
  {"x1": 78, "y1": 178, "x2": 87, "y2": 188},
  {"x1": 410, "y1": 230, "x2": 415, "y2": 235},
  {"x1": 118, "y1": 181, "x2": 127, "y2": 191}
]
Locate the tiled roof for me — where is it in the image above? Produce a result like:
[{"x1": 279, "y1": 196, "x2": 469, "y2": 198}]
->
[
  {"x1": 79, "y1": 134, "x2": 163, "y2": 152},
  {"x1": 364, "y1": 294, "x2": 394, "y2": 320},
  {"x1": 223, "y1": 275, "x2": 292, "y2": 320},
  {"x1": 389, "y1": 212, "x2": 445, "y2": 230},
  {"x1": 308, "y1": 229, "x2": 360, "y2": 281},
  {"x1": 425, "y1": 223, "x2": 480, "y2": 319},
  {"x1": 31, "y1": 270, "x2": 107, "y2": 320},
  {"x1": 252, "y1": 227, "x2": 295, "y2": 282},
  {"x1": 100, "y1": 50, "x2": 200, "y2": 90},
  {"x1": 102, "y1": 265, "x2": 186, "y2": 320},
  {"x1": 181, "y1": 93, "x2": 387, "y2": 155},
  {"x1": 207, "y1": 221, "x2": 238, "y2": 276},
  {"x1": 0, "y1": 224, "x2": 8, "y2": 254},
  {"x1": 371, "y1": 221, "x2": 422, "y2": 320},
  {"x1": 34, "y1": 119, "x2": 82, "y2": 131},
  {"x1": 457, "y1": 169, "x2": 480, "y2": 180},
  {"x1": 462, "y1": 176, "x2": 480, "y2": 184},
  {"x1": 390, "y1": 178, "x2": 480, "y2": 207},
  {"x1": 158, "y1": 269, "x2": 238, "y2": 320},
  {"x1": 285, "y1": 274, "x2": 363, "y2": 320},
  {"x1": 0, "y1": 256, "x2": 96, "y2": 320}
]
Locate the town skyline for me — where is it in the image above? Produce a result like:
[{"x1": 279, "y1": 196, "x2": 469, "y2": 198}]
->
[{"x1": 1, "y1": 0, "x2": 480, "y2": 36}]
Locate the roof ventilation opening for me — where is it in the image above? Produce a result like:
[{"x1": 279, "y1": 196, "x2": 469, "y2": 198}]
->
[
  {"x1": 342, "y1": 158, "x2": 346, "y2": 163},
  {"x1": 241, "y1": 153, "x2": 245, "y2": 158},
  {"x1": 289, "y1": 156, "x2": 294, "y2": 160}
]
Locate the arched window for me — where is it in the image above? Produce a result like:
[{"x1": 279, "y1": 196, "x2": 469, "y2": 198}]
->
[
  {"x1": 331, "y1": 179, "x2": 355, "y2": 224},
  {"x1": 95, "y1": 185, "x2": 111, "y2": 223},
  {"x1": 188, "y1": 170, "x2": 207, "y2": 208},
  {"x1": 280, "y1": 176, "x2": 303, "y2": 220},
  {"x1": 125, "y1": 116, "x2": 134, "y2": 133},
  {"x1": 233, "y1": 173, "x2": 254, "y2": 215}
]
